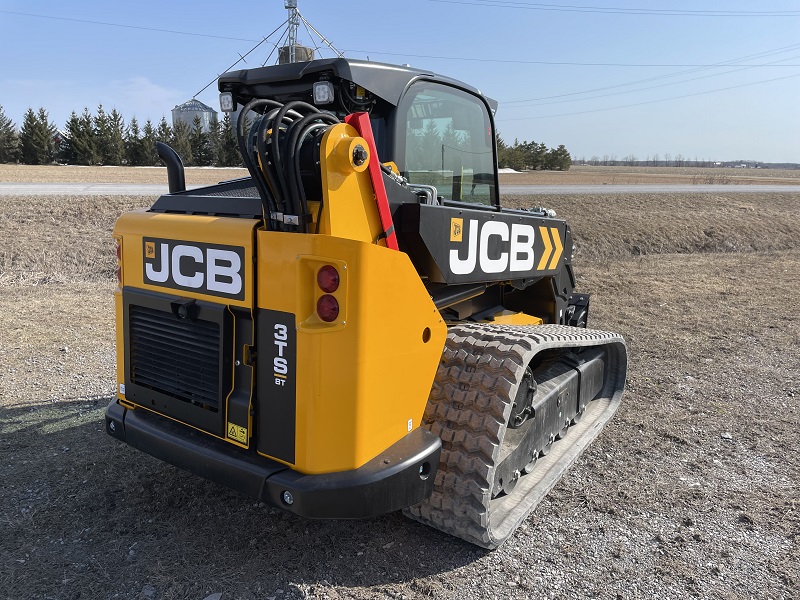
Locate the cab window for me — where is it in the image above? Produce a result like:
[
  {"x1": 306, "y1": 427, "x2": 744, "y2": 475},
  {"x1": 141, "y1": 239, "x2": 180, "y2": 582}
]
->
[{"x1": 398, "y1": 83, "x2": 496, "y2": 205}]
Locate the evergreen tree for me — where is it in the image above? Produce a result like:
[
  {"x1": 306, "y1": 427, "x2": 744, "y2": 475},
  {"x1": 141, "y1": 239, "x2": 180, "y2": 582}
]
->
[
  {"x1": 125, "y1": 116, "x2": 145, "y2": 166},
  {"x1": 544, "y1": 144, "x2": 572, "y2": 171},
  {"x1": 19, "y1": 107, "x2": 56, "y2": 165},
  {"x1": 94, "y1": 104, "x2": 112, "y2": 164},
  {"x1": 501, "y1": 138, "x2": 526, "y2": 171},
  {"x1": 218, "y1": 113, "x2": 241, "y2": 167},
  {"x1": 0, "y1": 105, "x2": 20, "y2": 163},
  {"x1": 171, "y1": 120, "x2": 192, "y2": 166},
  {"x1": 107, "y1": 108, "x2": 126, "y2": 165},
  {"x1": 441, "y1": 122, "x2": 466, "y2": 173},
  {"x1": 156, "y1": 116, "x2": 172, "y2": 144},
  {"x1": 418, "y1": 120, "x2": 442, "y2": 171},
  {"x1": 520, "y1": 141, "x2": 547, "y2": 170},
  {"x1": 208, "y1": 114, "x2": 222, "y2": 166},
  {"x1": 496, "y1": 133, "x2": 514, "y2": 169},
  {"x1": 62, "y1": 111, "x2": 80, "y2": 164},
  {"x1": 189, "y1": 115, "x2": 211, "y2": 166},
  {"x1": 141, "y1": 119, "x2": 159, "y2": 165},
  {"x1": 65, "y1": 108, "x2": 97, "y2": 165}
]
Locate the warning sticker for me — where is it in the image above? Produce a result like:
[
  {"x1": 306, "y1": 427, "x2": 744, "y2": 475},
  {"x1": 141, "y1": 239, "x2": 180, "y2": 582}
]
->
[{"x1": 227, "y1": 422, "x2": 248, "y2": 444}]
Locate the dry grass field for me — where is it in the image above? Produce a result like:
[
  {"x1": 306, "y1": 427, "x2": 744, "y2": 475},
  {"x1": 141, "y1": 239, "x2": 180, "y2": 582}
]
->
[
  {"x1": 0, "y1": 179, "x2": 798, "y2": 599},
  {"x1": 2, "y1": 163, "x2": 798, "y2": 187}
]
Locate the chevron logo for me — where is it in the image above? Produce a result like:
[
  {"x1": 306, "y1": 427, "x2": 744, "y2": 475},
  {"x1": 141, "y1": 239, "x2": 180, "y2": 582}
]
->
[{"x1": 536, "y1": 226, "x2": 563, "y2": 271}]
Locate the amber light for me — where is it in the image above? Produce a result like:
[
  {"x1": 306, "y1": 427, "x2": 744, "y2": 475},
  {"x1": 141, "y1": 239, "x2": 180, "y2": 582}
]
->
[
  {"x1": 317, "y1": 294, "x2": 339, "y2": 322},
  {"x1": 317, "y1": 264, "x2": 340, "y2": 293}
]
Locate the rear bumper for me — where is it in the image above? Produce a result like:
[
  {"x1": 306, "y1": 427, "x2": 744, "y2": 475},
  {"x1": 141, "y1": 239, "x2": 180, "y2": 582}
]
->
[{"x1": 105, "y1": 401, "x2": 440, "y2": 518}]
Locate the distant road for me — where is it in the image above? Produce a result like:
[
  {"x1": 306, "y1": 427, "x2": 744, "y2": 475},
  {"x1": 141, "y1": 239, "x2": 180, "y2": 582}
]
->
[
  {"x1": 1, "y1": 182, "x2": 799, "y2": 196},
  {"x1": 0, "y1": 183, "x2": 192, "y2": 196},
  {"x1": 500, "y1": 184, "x2": 800, "y2": 195}
]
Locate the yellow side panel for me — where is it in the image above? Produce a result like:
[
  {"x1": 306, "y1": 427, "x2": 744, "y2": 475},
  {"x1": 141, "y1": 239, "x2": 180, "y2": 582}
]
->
[
  {"x1": 113, "y1": 211, "x2": 257, "y2": 308},
  {"x1": 490, "y1": 311, "x2": 544, "y2": 326},
  {"x1": 114, "y1": 289, "x2": 126, "y2": 400},
  {"x1": 257, "y1": 231, "x2": 447, "y2": 474},
  {"x1": 317, "y1": 123, "x2": 385, "y2": 246}
]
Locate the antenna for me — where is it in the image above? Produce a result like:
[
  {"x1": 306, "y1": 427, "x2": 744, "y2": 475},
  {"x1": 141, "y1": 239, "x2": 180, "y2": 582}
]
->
[
  {"x1": 279, "y1": 0, "x2": 344, "y2": 64},
  {"x1": 193, "y1": 0, "x2": 344, "y2": 97},
  {"x1": 285, "y1": 0, "x2": 299, "y2": 64}
]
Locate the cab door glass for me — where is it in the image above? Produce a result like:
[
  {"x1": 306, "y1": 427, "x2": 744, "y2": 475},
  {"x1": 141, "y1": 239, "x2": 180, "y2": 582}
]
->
[{"x1": 401, "y1": 84, "x2": 496, "y2": 205}]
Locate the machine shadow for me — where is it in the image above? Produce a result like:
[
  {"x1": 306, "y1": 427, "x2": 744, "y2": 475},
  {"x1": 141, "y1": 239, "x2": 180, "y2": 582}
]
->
[{"x1": 1, "y1": 399, "x2": 489, "y2": 598}]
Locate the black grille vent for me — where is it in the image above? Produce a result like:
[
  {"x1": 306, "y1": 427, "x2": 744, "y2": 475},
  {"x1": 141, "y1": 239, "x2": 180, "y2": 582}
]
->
[
  {"x1": 129, "y1": 305, "x2": 221, "y2": 410},
  {"x1": 202, "y1": 185, "x2": 260, "y2": 198}
]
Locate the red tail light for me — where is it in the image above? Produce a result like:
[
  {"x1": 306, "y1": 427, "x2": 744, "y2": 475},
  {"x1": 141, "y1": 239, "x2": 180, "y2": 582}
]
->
[
  {"x1": 317, "y1": 265, "x2": 340, "y2": 293},
  {"x1": 317, "y1": 294, "x2": 339, "y2": 322}
]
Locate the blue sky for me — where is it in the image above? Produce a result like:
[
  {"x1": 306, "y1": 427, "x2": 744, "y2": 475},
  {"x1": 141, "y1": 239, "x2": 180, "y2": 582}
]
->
[{"x1": 1, "y1": 0, "x2": 798, "y2": 162}]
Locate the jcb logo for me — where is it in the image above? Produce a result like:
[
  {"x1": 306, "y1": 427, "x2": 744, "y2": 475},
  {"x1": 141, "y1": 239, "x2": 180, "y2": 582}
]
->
[
  {"x1": 143, "y1": 238, "x2": 245, "y2": 300},
  {"x1": 449, "y1": 220, "x2": 536, "y2": 275},
  {"x1": 450, "y1": 218, "x2": 463, "y2": 242}
]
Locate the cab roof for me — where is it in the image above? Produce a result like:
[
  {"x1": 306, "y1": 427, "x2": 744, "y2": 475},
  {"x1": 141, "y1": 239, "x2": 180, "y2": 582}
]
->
[{"x1": 218, "y1": 57, "x2": 496, "y2": 110}]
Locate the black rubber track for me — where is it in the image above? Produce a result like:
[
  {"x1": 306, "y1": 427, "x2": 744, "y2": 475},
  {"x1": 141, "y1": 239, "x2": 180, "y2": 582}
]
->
[{"x1": 404, "y1": 323, "x2": 627, "y2": 549}]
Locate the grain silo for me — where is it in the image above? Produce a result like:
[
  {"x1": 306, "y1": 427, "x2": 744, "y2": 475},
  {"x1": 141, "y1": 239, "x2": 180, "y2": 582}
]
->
[{"x1": 171, "y1": 98, "x2": 217, "y2": 133}]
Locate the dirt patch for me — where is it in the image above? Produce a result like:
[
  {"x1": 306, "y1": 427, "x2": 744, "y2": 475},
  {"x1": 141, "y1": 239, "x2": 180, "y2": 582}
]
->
[{"x1": 1, "y1": 191, "x2": 798, "y2": 599}]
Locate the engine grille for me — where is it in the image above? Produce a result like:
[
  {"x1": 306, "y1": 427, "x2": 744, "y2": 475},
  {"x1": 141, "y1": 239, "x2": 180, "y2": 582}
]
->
[{"x1": 129, "y1": 305, "x2": 221, "y2": 410}]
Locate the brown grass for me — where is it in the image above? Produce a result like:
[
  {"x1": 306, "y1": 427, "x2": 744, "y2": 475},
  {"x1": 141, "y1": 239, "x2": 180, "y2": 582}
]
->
[
  {"x1": 3, "y1": 192, "x2": 797, "y2": 287},
  {"x1": 505, "y1": 193, "x2": 800, "y2": 259},
  {"x1": 500, "y1": 165, "x2": 800, "y2": 185},
  {"x1": 0, "y1": 195, "x2": 152, "y2": 285},
  {"x1": 1, "y1": 163, "x2": 798, "y2": 186},
  {"x1": 0, "y1": 164, "x2": 248, "y2": 185}
]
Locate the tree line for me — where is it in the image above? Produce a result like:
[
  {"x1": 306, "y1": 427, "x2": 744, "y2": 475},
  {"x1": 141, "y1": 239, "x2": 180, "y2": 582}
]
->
[
  {"x1": 0, "y1": 104, "x2": 242, "y2": 167},
  {"x1": 0, "y1": 104, "x2": 576, "y2": 172},
  {"x1": 496, "y1": 135, "x2": 572, "y2": 171}
]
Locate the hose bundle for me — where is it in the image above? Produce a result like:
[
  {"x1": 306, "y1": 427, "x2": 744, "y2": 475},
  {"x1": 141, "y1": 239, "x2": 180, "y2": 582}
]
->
[{"x1": 236, "y1": 99, "x2": 340, "y2": 232}]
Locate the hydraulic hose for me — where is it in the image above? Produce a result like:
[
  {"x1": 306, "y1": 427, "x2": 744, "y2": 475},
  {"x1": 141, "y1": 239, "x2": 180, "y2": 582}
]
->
[{"x1": 236, "y1": 97, "x2": 342, "y2": 233}]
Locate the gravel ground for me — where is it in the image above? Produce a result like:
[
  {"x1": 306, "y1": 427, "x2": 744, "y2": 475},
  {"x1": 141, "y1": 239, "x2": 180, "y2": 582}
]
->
[{"x1": 1, "y1": 191, "x2": 798, "y2": 599}]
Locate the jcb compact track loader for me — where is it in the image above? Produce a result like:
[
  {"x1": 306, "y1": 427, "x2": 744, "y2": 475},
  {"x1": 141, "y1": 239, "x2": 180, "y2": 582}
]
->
[{"x1": 106, "y1": 58, "x2": 627, "y2": 549}]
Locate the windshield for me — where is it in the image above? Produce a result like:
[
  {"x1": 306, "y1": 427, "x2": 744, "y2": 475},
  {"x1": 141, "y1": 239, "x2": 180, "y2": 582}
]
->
[{"x1": 398, "y1": 83, "x2": 496, "y2": 205}]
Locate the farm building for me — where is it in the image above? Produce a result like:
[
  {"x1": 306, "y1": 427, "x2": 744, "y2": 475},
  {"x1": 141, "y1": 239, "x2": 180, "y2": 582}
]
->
[{"x1": 171, "y1": 99, "x2": 217, "y2": 133}]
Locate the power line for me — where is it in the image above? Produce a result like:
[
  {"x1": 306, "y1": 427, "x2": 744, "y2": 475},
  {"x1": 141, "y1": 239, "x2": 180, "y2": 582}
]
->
[
  {"x1": 0, "y1": 9, "x2": 261, "y2": 42},
  {"x1": 193, "y1": 20, "x2": 288, "y2": 98},
  {"x1": 496, "y1": 73, "x2": 800, "y2": 121},
  {"x1": 342, "y1": 49, "x2": 800, "y2": 67},
  {"x1": 505, "y1": 54, "x2": 800, "y2": 108},
  {"x1": 6, "y1": 8, "x2": 798, "y2": 69},
  {"x1": 501, "y1": 43, "x2": 800, "y2": 103},
  {"x1": 429, "y1": 0, "x2": 800, "y2": 17}
]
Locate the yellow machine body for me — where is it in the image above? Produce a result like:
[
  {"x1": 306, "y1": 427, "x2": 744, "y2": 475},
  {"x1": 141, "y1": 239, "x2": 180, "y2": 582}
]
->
[
  {"x1": 104, "y1": 57, "x2": 626, "y2": 549},
  {"x1": 112, "y1": 126, "x2": 446, "y2": 475},
  {"x1": 257, "y1": 232, "x2": 446, "y2": 473}
]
